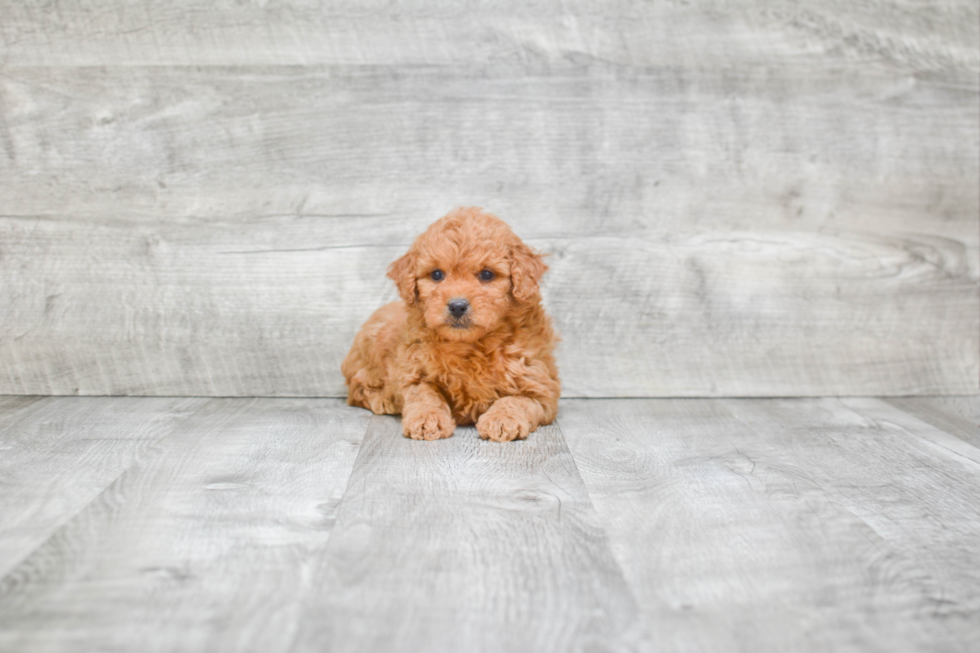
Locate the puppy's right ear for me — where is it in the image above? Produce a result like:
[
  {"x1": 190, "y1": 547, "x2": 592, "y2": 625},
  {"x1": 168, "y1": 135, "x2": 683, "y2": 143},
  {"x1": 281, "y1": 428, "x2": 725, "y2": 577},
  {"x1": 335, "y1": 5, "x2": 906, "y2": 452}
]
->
[{"x1": 387, "y1": 248, "x2": 418, "y2": 305}]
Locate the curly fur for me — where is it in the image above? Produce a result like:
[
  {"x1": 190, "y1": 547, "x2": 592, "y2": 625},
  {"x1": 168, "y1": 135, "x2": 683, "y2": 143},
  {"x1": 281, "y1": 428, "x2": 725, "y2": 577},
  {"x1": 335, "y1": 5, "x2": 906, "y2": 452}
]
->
[{"x1": 342, "y1": 207, "x2": 560, "y2": 442}]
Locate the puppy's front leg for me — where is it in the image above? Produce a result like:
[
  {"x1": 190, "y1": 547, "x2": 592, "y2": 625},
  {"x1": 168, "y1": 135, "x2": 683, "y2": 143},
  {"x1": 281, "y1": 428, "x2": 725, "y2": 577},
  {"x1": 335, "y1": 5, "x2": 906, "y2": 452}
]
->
[
  {"x1": 477, "y1": 396, "x2": 552, "y2": 442},
  {"x1": 401, "y1": 383, "x2": 455, "y2": 441}
]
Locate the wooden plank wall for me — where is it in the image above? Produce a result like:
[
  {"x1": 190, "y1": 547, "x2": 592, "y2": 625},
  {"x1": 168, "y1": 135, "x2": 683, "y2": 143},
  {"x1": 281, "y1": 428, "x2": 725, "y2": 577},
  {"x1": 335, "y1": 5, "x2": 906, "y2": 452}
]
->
[{"x1": 1, "y1": 1, "x2": 977, "y2": 397}]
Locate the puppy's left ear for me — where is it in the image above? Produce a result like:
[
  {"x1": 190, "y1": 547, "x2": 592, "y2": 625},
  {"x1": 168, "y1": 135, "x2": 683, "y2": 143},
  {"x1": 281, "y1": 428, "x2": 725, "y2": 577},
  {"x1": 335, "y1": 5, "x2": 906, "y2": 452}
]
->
[
  {"x1": 510, "y1": 241, "x2": 548, "y2": 303},
  {"x1": 387, "y1": 248, "x2": 419, "y2": 305}
]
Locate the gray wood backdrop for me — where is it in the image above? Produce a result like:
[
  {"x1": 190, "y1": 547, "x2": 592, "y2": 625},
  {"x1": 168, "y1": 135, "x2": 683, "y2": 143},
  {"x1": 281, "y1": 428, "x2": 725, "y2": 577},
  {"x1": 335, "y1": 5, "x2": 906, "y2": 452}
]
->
[{"x1": 1, "y1": 1, "x2": 977, "y2": 398}]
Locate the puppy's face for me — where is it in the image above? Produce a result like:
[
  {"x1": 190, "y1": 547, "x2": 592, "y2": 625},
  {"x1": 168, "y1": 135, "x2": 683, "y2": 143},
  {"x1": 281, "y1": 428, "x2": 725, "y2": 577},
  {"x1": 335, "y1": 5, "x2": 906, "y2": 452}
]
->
[
  {"x1": 413, "y1": 246, "x2": 513, "y2": 342},
  {"x1": 388, "y1": 208, "x2": 546, "y2": 343}
]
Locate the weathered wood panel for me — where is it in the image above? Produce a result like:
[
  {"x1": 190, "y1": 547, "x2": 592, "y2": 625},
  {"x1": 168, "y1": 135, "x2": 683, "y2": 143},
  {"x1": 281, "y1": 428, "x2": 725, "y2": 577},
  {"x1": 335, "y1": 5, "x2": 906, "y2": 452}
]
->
[
  {"x1": 885, "y1": 397, "x2": 980, "y2": 448},
  {"x1": 560, "y1": 398, "x2": 980, "y2": 652},
  {"x1": 292, "y1": 416, "x2": 639, "y2": 653},
  {"x1": 2, "y1": 214, "x2": 974, "y2": 397},
  {"x1": 0, "y1": 1, "x2": 977, "y2": 397},
  {"x1": 1, "y1": 1, "x2": 976, "y2": 68},
  {"x1": 1, "y1": 65, "x2": 976, "y2": 228},
  {"x1": 0, "y1": 396, "x2": 44, "y2": 420},
  {"x1": 0, "y1": 61, "x2": 976, "y2": 397},
  {"x1": 0, "y1": 406, "x2": 638, "y2": 653},
  {"x1": 2, "y1": 396, "x2": 980, "y2": 651},
  {"x1": 0, "y1": 398, "x2": 369, "y2": 653},
  {"x1": 720, "y1": 397, "x2": 980, "y2": 648},
  {"x1": 0, "y1": 396, "x2": 207, "y2": 577}
]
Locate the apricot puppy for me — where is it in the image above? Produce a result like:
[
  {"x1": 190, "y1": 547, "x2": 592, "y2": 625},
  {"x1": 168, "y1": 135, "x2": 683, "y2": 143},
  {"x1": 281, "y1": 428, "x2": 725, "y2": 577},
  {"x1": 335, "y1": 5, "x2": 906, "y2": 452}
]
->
[{"x1": 342, "y1": 207, "x2": 560, "y2": 442}]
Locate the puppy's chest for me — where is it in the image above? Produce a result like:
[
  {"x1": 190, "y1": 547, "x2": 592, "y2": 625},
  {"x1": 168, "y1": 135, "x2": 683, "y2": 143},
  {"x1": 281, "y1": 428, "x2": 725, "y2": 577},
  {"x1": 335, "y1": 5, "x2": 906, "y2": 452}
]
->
[{"x1": 425, "y1": 346, "x2": 522, "y2": 406}]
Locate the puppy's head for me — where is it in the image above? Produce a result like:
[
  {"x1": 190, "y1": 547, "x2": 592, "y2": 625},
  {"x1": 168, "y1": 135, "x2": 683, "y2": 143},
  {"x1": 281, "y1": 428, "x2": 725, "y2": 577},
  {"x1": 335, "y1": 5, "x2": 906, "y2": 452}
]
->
[{"x1": 387, "y1": 207, "x2": 546, "y2": 342}]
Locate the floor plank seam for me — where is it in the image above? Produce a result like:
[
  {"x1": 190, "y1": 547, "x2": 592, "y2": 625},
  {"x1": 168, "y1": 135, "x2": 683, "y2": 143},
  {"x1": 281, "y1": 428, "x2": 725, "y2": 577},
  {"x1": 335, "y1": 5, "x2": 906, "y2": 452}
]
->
[{"x1": 0, "y1": 397, "x2": 218, "y2": 582}]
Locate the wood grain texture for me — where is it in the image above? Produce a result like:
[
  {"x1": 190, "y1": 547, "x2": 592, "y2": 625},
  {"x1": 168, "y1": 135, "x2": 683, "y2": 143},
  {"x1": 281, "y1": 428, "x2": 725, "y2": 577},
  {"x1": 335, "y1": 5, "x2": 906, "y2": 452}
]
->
[
  {"x1": 0, "y1": 398, "x2": 370, "y2": 653},
  {"x1": 292, "y1": 415, "x2": 641, "y2": 653},
  {"x1": 560, "y1": 398, "x2": 980, "y2": 652},
  {"x1": 0, "y1": 1, "x2": 977, "y2": 397},
  {"x1": 0, "y1": 63, "x2": 976, "y2": 397},
  {"x1": 1, "y1": 0, "x2": 976, "y2": 68},
  {"x1": 720, "y1": 398, "x2": 980, "y2": 649},
  {"x1": 0, "y1": 395, "x2": 45, "y2": 420},
  {"x1": 2, "y1": 214, "x2": 974, "y2": 397},
  {"x1": 2, "y1": 396, "x2": 980, "y2": 651},
  {"x1": 0, "y1": 396, "x2": 207, "y2": 578},
  {"x1": 1, "y1": 65, "x2": 976, "y2": 227},
  {"x1": 885, "y1": 397, "x2": 980, "y2": 448}
]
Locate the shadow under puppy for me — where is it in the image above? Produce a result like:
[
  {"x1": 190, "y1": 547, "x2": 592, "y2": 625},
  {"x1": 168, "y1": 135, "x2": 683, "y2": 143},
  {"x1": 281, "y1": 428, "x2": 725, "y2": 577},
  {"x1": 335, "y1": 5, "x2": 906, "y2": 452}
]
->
[{"x1": 342, "y1": 207, "x2": 560, "y2": 442}]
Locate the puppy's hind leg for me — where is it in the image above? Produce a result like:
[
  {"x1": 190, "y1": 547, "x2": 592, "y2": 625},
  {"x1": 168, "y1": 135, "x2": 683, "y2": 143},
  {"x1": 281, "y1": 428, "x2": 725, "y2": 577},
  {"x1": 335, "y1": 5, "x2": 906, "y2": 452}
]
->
[
  {"x1": 342, "y1": 301, "x2": 407, "y2": 415},
  {"x1": 347, "y1": 369, "x2": 399, "y2": 415}
]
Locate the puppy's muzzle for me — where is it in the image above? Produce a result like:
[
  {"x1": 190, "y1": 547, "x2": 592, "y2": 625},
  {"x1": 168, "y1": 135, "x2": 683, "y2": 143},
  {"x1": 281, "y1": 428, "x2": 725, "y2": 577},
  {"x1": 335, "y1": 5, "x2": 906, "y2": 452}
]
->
[{"x1": 447, "y1": 299, "x2": 470, "y2": 319}]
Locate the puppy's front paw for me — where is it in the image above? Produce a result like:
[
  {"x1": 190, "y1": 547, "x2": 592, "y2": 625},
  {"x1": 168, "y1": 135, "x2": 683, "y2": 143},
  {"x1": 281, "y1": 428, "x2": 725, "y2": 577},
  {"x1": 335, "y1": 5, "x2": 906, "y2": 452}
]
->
[
  {"x1": 477, "y1": 408, "x2": 532, "y2": 442},
  {"x1": 402, "y1": 407, "x2": 455, "y2": 441}
]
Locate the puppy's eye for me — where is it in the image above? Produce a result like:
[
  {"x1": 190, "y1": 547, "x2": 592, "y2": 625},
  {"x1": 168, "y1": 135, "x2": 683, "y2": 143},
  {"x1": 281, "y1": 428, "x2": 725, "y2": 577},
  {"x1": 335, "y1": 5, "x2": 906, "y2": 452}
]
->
[
  {"x1": 479, "y1": 269, "x2": 495, "y2": 281},
  {"x1": 430, "y1": 269, "x2": 445, "y2": 282}
]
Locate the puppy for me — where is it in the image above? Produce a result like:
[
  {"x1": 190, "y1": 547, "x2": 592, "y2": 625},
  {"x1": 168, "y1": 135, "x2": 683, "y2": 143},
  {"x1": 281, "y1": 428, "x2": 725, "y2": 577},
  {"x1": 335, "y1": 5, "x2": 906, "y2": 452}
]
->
[{"x1": 342, "y1": 207, "x2": 560, "y2": 442}]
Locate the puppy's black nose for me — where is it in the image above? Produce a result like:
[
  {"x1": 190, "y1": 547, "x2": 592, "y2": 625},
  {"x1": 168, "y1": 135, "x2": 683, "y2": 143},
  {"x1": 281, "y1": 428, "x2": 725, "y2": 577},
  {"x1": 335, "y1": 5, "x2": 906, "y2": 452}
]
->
[{"x1": 447, "y1": 299, "x2": 470, "y2": 318}]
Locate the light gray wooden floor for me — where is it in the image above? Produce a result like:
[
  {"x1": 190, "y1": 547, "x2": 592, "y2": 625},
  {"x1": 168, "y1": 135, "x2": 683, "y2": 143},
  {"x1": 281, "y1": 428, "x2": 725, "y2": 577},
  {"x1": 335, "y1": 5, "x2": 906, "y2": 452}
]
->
[{"x1": 1, "y1": 396, "x2": 978, "y2": 652}]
